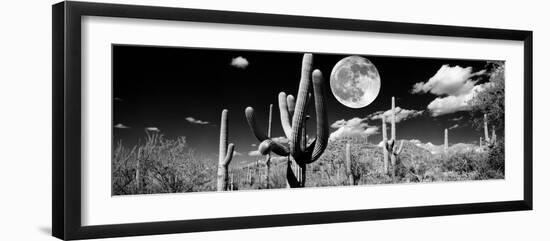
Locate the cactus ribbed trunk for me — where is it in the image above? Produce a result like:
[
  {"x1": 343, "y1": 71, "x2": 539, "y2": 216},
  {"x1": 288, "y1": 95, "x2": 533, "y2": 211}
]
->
[
  {"x1": 247, "y1": 166, "x2": 251, "y2": 184},
  {"x1": 345, "y1": 142, "x2": 354, "y2": 185},
  {"x1": 480, "y1": 137, "x2": 483, "y2": 148},
  {"x1": 391, "y1": 97, "x2": 396, "y2": 140},
  {"x1": 444, "y1": 128, "x2": 448, "y2": 153},
  {"x1": 382, "y1": 116, "x2": 389, "y2": 175},
  {"x1": 390, "y1": 96, "x2": 397, "y2": 179},
  {"x1": 136, "y1": 147, "x2": 142, "y2": 190},
  {"x1": 217, "y1": 109, "x2": 235, "y2": 191},
  {"x1": 484, "y1": 114, "x2": 489, "y2": 143},
  {"x1": 265, "y1": 104, "x2": 273, "y2": 188}
]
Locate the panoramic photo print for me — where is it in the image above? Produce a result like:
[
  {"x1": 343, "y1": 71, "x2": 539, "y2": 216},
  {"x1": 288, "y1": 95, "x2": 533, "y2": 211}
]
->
[{"x1": 112, "y1": 45, "x2": 505, "y2": 195}]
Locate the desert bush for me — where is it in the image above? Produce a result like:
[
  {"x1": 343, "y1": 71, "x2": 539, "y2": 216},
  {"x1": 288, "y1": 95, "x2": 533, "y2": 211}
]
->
[
  {"x1": 487, "y1": 139, "x2": 505, "y2": 173},
  {"x1": 112, "y1": 132, "x2": 215, "y2": 195},
  {"x1": 436, "y1": 147, "x2": 503, "y2": 180},
  {"x1": 112, "y1": 141, "x2": 139, "y2": 195}
]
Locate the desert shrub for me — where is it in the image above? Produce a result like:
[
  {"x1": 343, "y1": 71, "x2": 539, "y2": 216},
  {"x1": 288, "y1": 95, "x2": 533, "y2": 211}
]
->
[
  {"x1": 487, "y1": 139, "x2": 505, "y2": 173},
  {"x1": 441, "y1": 152, "x2": 479, "y2": 174},
  {"x1": 112, "y1": 132, "x2": 215, "y2": 195},
  {"x1": 436, "y1": 147, "x2": 504, "y2": 181},
  {"x1": 112, "y1": 142, "x2": 139, "y2": 195}
]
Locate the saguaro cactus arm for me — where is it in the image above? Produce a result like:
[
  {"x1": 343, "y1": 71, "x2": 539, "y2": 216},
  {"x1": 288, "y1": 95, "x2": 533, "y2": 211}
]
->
[
  {"x1": 278, "y1": 92, "x2": 294, "y2": 139},
  {"x1": 290, "y1": 54, "x2": 314, "y2": 159},
  {"x1": 395, "y1": 140, "x2": 404, "y2": 155},
  {"x1": 309, "y1": 70, "x2": 329, "y2": 162},
  {"x1": 222, "y1": 143, "x2": 235, "y2": 166},
  {"x1": 245, "y1": 107, "x2": 290, "y2": 156}
]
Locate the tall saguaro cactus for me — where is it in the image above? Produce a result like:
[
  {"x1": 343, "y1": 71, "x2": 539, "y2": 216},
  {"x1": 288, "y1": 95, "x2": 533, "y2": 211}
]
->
[
  {"x1": 391, "y1": 97, "x2": 396, "y2": 141},
  {"x1": 217, "y1": 109, "x2": 235, "y2": 191},
  {"x1": 484, "y1": 114, "x2": 489, "y2": 143},
  {"x1": 136, "y1": 147, "x2": 142, "y2": 190},
  {"x1": 265, "y1": 104, "x2": 273, "y2": 188},
  {"x1": 345, "y1": 141, "x2": 358, "y2": 185},
  {"x1": 381, "y1": 115, "x2": 389, "y2": 175},
  {"x1": 384, "y1": 96, "x2": 404, "y2": 179},
  {"x1": 245, "y1": 53, "x2": 329, "y2": 188},
  {"x1": 444, "y1": 128, "x2": 449, "y2": 153}
]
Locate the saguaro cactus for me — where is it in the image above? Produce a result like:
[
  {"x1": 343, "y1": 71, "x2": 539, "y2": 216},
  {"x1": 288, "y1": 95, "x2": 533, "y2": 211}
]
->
[
  {"x1": 382, "y1": 115, "x2": 389, "y2": 175},
  {"x1": 444, "y1": 128, "x2": 449, "y2": 153},
  {"x1": 217, "y1": 109, "x2": 235, "y2": 191},
  {"x1": 391, "y1": 97, "x2": 396, "y2": 141},
  {"x1": 245, "y1": 53, "x2": 329, "y2": 188},
  {"x1": 136, "y1": 147, "x2": 142, "y2": 190},
  {"x1": 384, "y1": 96, "x2": 404, "y2": 179},
  {"x1": 345, "y1": 141, "x2": 358, "y2": 185},
  {"x1": 484, "y1": 114, "x2": 490, "y2": 143},
  {"x1": 265, "y1": 104, "x2": 273, "y2": 188}
]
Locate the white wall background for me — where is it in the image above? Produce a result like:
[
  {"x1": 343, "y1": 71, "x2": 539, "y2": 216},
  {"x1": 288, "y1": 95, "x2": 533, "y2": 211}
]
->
[{"x1": 0, "y1": 0, "x2": 547, "y2": 240}]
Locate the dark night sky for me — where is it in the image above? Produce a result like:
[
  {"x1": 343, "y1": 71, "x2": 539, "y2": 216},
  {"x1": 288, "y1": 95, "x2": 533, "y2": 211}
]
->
[{"x1": 112, "y1": 45, "x2": 500, "y2": 166}]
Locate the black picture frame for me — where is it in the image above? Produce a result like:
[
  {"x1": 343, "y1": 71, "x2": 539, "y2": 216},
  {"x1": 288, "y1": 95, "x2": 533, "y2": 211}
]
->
[{"x1": 52, "y1": 1, "x2": 533, "y2": 240}]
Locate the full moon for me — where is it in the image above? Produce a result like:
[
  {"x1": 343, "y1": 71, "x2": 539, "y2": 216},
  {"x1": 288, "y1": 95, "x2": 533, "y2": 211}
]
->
[{"x1": 329, "y1": 56, "x2": 381, "y2": 108}]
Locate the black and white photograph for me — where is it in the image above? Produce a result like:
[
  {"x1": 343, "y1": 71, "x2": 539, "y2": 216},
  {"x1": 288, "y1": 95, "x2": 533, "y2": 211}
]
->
[
  {"x1": 1, "y1": 0, "x2": 543, "y2": 240},
  {"x1": 112, "y1": 45, "x2": 505, "y2": 195}
]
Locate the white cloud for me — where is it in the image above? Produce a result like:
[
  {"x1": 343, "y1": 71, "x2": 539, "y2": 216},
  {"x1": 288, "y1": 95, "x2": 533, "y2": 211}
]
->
[
  {"x1": 145, "y1": 127, "x2": 160, "y2": 132},
  {"x1": 230, "y1": 56, "x2": 249, "y2": 69},
  {"x1": 114, "y1": 123, "x2": 130, "y2": 129},
  {"x1": 367, "y1": 107, "x2": 424, "y2": 123},
  {"x1": 185, "y1": 117, "x2": 210, "y2": 125},
  {"x1": 412, "y1": 64, "x2": 489, "y2": 116},
  {"x1": 248, "y1": 150, "x2": 262, "y2": 157},
  {"x1": 329, "y1": 118, "x2": 379, "y2": 140},
  {"x1": 251, "y1": 143, "x2": 257, "y2": 147},
  {"x1": 426, "y1": 83, "x2": 489, "y2": 116},
  {"x1": 412, "y1": 65, "x2": 485, "y2": 96},
  {"x1": 233, "y1": 151, "x2": 243, "y2": 157}
]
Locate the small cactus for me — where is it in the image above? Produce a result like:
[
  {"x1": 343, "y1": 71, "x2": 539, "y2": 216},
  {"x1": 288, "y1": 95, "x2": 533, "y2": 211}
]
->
[
  {"x1": 245, "y1": 53, "x2": 329, "y2": 188},
  {"x1": 217, "y1": 109, "x2": 235, "y2": 191}
]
